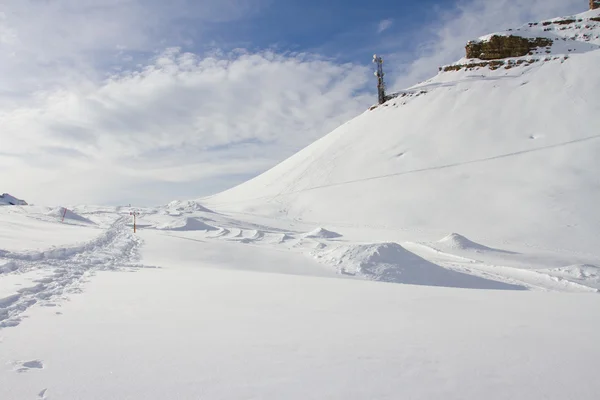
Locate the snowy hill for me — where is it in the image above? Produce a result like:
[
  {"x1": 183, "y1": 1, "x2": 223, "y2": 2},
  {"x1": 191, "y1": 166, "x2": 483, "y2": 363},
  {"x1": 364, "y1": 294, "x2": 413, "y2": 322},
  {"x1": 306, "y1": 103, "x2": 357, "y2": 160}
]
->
[{"x1": 204, "y1": 8, "x2": 600, "y2": 256}]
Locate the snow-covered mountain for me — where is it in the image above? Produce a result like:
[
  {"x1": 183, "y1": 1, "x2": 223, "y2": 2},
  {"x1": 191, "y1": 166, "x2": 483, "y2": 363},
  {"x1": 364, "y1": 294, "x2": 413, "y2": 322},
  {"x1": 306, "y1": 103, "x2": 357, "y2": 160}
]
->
[
  {"x1": 204, "y1": 8, "x2": 600, "y2": 256},
  {"x1": 3, "y1": 7, "x2": 600, "y2": 400}
]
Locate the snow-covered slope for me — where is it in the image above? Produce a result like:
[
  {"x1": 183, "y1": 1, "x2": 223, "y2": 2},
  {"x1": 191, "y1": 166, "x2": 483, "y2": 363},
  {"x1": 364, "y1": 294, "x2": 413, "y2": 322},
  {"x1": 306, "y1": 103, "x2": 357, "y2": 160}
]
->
[{"x1": 204, "y1": 8, "x2": 600, "y2": 256}]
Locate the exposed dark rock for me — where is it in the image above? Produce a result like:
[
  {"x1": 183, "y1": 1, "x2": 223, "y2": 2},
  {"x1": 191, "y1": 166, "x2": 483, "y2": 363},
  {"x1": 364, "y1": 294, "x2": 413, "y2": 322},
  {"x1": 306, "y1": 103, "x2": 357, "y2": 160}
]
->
[
  {"x1": 442, "y1": 58, "x2": 540, "y2": 73},
  {"x1": 465, "y1": 35, "x2": 553, "y2": 60}
]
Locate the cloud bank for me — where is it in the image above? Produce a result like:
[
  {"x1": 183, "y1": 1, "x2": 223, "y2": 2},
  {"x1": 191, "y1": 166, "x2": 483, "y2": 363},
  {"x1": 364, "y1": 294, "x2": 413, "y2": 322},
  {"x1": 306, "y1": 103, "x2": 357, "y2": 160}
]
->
[{"x1": 1, "y1": 49, "x2": 371, "y2": 205}]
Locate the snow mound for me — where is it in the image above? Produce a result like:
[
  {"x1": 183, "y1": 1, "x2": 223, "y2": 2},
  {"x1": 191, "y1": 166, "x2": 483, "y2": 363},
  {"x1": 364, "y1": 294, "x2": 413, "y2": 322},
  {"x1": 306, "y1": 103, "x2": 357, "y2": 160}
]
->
[
  {"x1": 438, "y1": 233, "x2": 513, "y2": 253},
  {"x1": 156, "y1": 217, "x2": 218, "y2": 232},
  {"x1": 0, "y1": 261, "x2": 19, "y2": 274},
  {"x1": 207, "y1": 228, "x2": 230, "y2": 238},
  {"x1": 272, "y1": 233, "x2": 295, "y2": 244},
  {"x1": 547, "y1": 264, "x2": 600, "y2": 282},
  {"x1": 304, "y1": 228, "x2": 342, "y2": 239},
  {"x1": 316, "y1": 242, "x2": 525, "y2": 290},
  {"x1": 46, "y1": 207, "x2": 95, "y2": 224},
  {"x1": 167, "y1": 200, "x2": 214, "y2": 214},
  {"x1": 0, "y1": 193, "x2": 27, "y2": 206}
]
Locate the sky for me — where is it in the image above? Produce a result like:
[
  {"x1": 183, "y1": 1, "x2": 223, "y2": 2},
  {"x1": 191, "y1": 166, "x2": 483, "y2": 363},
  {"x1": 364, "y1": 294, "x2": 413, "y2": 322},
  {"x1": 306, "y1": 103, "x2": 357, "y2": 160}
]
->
[{"x1": 0, "y1": 0, "x2": 586, "y2": 206}]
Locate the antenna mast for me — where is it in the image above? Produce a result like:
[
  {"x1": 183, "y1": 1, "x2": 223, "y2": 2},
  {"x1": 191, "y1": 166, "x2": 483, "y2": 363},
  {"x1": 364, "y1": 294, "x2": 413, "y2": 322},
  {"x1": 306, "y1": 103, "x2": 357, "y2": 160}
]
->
[{"x1": 373, "y1": 54, "x2": 386, "y2": 105}]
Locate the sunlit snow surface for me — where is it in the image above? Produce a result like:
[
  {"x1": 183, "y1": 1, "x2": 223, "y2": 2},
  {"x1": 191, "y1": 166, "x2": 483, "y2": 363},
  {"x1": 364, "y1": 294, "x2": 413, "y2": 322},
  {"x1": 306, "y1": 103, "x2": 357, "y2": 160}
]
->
[
  {"x1": 1, "y1": 203, "x2": 599, "y2": 399},
  {"x1": 2, "y1": 8, "x2": 600, "y2": 400}
]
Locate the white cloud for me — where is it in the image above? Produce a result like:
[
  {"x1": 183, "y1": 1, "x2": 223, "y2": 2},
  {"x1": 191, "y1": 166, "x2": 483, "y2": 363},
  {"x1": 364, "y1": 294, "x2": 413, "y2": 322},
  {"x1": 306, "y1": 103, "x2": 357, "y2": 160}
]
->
[
  {"x1": 0, "y1": 0, "x2": 589, "y2": 206},
  {"x1": 0, "y1": 0, "x2": 267, "y2": 106},
  {"x1": 378, "y1": 19, "x2": 393, "y2": 34},
  {"x1": 1, "y1": 49, "x2": 371, "y2": 205}
]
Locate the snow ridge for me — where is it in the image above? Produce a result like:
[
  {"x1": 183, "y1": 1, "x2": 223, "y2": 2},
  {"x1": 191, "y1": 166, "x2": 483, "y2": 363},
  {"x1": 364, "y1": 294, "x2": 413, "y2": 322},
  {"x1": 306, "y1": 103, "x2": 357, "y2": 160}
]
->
[{"x1": 315, "y1": 242, "x2": 525, "y2": 290}]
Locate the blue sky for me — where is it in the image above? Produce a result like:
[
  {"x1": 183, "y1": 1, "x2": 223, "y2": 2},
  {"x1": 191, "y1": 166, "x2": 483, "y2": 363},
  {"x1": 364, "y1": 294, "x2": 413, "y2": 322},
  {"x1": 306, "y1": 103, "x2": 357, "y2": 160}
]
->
[
  {"x1": 0, "y1": 0, "x2": 586, "y2": 205},
  {"x1": 200, "y1": 0, "x2": 440, "y2": 58}
]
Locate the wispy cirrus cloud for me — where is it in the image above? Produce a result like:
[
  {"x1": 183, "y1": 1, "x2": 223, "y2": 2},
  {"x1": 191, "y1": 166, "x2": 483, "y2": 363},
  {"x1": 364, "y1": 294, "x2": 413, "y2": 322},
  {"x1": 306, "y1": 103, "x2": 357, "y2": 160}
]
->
[
  {"x1": 377, "y1": 19, "x2": 393, "y2": 34},
  {"x1": 1, "y1": 48, "x2": 371, "y2": 205}
]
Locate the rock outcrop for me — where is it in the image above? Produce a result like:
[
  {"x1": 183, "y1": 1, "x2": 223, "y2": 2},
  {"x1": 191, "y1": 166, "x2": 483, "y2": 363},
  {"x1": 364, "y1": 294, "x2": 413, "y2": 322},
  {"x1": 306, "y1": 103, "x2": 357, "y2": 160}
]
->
[{"x1": 465, "y1": 35, "x2": 553, "y2": 60}]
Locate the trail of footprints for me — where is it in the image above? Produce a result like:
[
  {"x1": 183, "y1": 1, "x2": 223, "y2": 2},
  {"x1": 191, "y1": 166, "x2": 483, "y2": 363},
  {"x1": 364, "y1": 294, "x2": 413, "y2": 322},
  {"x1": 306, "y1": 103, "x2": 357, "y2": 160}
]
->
[{"x1": 0, "y1": 216, "x2": 144, "y2": 329}]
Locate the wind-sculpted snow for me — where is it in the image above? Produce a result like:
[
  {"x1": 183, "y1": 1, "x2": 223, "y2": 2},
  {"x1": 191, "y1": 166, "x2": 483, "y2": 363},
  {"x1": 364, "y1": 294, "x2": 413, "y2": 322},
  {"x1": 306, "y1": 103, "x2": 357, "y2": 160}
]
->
[
  {"x1": 0, "y1": 261, "x2": 19, "y2": 274},
  {"x1": 0, "y1": 217, "x2": 147, "y2": 329},
  {"x1": 437, "y1": 233, "x2": 516, "y2": 254},
  {"x1": 314, "y1": 242, "x2": 526, "y2": 290},
  {"x1": 45, "y1": 207, "x2": 95, "y2": 225},
  {"x1": 540, "y1": 264, "x2": 600, "y2": 290},
  {"x1": 166, "y1": 200, "x2": 214, "y2": 214},
  {"x1": 303, "y1": 227, "x2": 342, "y2": 239},
  {"x1": 155, "y1": 217, "x2": 219, "y2": 232}
]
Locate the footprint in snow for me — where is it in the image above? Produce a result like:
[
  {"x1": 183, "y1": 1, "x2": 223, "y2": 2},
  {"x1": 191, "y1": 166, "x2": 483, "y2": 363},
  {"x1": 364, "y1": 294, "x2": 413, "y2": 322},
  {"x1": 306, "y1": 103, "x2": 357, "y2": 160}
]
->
[{"x1": 14, "y1": 359, "x2": 44, "y2": 373}]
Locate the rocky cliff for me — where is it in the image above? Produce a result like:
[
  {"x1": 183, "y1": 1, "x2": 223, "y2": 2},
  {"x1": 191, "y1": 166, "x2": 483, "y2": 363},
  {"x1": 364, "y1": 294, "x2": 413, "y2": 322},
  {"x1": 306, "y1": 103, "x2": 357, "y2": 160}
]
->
[{"x1": 441, "y1": 7, "x2": 600, "y2": 72}]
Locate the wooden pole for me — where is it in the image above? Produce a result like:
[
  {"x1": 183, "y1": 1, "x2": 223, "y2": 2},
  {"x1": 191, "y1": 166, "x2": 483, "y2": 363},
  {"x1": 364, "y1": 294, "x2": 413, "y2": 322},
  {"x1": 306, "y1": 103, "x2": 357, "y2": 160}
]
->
[{"x1": 130, "y1": 211, "x2": 138, "y2": 233}]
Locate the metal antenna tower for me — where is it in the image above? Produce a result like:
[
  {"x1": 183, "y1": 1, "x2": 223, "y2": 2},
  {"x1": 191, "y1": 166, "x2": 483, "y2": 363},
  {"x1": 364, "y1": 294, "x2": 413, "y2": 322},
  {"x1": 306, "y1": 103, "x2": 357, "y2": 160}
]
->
[{"x1": 373, "y1": 54, "x2": 386, "y2": 105}]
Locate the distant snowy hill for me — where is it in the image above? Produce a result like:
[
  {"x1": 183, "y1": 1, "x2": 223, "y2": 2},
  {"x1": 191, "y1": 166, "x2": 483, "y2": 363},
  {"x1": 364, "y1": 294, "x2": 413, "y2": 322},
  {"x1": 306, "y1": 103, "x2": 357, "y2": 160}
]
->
[
  {"x1": 204, "y1": 8, "x2": 600, "y2": 255},
  {"x1": 0, "y1": 193, "x2": 27, "y2": 206}
]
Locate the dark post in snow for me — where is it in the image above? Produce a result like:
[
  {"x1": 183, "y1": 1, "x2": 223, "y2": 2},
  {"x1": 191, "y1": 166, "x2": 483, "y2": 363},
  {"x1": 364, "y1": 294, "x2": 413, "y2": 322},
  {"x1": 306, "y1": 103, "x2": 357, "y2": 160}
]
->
[
  {"x1": 373, "y1": 54, "x2": 386, "y2": 105},
  {"x1": 130, "y1": 210, "x2": 139, "y2": 233}
]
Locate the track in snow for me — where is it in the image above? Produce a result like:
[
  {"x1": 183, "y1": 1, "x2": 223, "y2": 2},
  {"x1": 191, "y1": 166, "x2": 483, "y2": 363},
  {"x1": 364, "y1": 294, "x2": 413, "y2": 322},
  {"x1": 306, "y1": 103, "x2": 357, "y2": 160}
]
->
[{"x1": 0, "y1": 217, "x2": 145, "y2": 329}]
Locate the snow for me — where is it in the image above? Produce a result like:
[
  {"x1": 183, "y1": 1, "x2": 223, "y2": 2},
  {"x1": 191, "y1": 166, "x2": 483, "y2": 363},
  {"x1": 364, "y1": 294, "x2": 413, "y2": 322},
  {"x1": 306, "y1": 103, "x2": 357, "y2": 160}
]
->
[
  {"x1": 1, "y1": 192, "x2": 600, "y2": 399},
  {"x1": 314, "y1": 241, "x2": 525, "y2": 289},
  {"x1": 0, "y1": 193, "x2": 27, "y2": 206},
  {"x1": 45, "y1": 207, "x2": 95, "y2": 225},
  {"x1": 470, "y1": 9, "x2": 600, "y2": 62},
  {"x1": 2, "y1": 264, "x2": 599, "y2": 400},
  {"x1": 0, "y1": 207, "x2": 101, "y2": 252},
  {"x1": 540, "y1": 264, "x2": 600, "y2": 290},
  {"x1": 3, "y1": 7, "x2": 600, "y2": 400},
  {"x1": 303, "y1": 227, "x2": 342, "y2": 239},
  {"x1": 203, "y1": 9, "x2": 600, "y2": 257},
  {"x1": 155, "y1": 216, "x2": 219, "y2": 231},
  {"x1": 437, "y1": 233, "x2": 514, "y2": 253}
]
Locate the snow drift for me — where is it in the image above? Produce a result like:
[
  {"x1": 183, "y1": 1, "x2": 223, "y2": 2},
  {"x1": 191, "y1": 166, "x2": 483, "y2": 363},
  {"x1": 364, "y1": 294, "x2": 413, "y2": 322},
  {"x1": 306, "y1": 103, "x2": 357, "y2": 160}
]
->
[
  {"x1": 0, "y1": 193, "x2": 27, "y2": 206},
  {"x1": 166, "y1": 200, "x2": 214, "y2": 214},
  {"x1": 156, "y1": 217, "x2": 218, "y2": 232},
  {"x1": 203, "y1": 8, "x2": 600, "y2": 256},
  {"x1": 438, "y1": 233, "x2": 514, "y2": 254},
  {"x1": 315, "y1": 242, "x2": 525, "y2": 290},
  {"x1": 46, "y1": 207, "x2": 95, "y2": 224},
  {"x1": 303, "y1": 227, "x2": 342, "y2": 239},
  {"x1": 542, "y1": 264, "x2": 600, "y2": 290}
]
